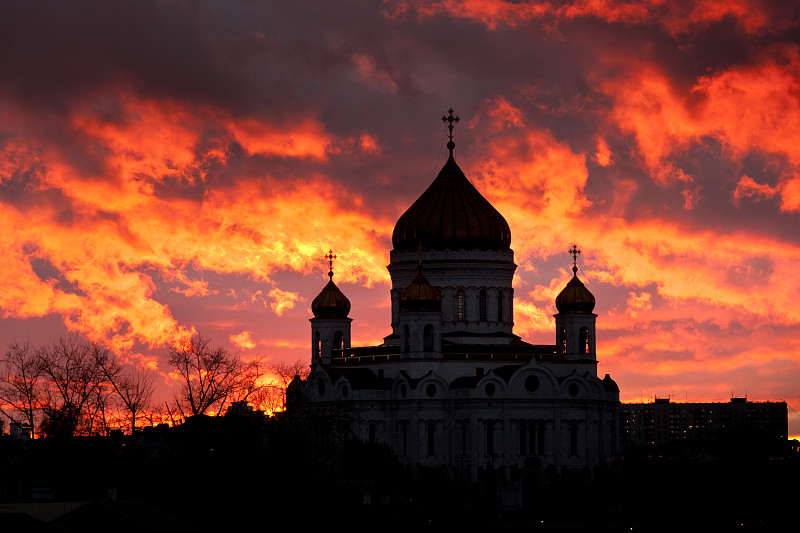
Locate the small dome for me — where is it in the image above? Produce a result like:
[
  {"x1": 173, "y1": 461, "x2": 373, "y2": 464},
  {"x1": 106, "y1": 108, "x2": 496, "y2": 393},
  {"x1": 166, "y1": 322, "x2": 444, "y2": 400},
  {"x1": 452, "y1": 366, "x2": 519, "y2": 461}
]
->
[
  {"x1": 400, "y1": 267, "x2": 441, "y2": 312},
  {"x1": 392, "y1": 153, "x2": 511, "y2": 252},
  {"x1": 311, "y1": 276, "x2": 351, "y2": 319},
  {"x1": 555, "y1": 268, "x2": 595, "y2": 314}
]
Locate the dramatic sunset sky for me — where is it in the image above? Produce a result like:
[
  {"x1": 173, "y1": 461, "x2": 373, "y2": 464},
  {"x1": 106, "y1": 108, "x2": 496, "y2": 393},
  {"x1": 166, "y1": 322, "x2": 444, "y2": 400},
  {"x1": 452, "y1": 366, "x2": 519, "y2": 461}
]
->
[{"x1": 1, "y1": 1, "x2": 799, "y2": 435}]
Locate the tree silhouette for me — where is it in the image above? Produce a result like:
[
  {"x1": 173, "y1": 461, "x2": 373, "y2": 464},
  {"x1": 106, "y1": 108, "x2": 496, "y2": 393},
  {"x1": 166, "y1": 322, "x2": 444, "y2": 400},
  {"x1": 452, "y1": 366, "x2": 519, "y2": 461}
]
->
[
  {"x1": 168, "y1": 335, "x2": 265, "y2": 418},
  {"x1": 37, "y1": 337, "x2": 112, "y2": 438},
  {"x1": 96, "y1": 355, "x2": 156, "y2": 432},
  {"x1": 0, "y1": 339, "x2": 42, "y2": 438}
]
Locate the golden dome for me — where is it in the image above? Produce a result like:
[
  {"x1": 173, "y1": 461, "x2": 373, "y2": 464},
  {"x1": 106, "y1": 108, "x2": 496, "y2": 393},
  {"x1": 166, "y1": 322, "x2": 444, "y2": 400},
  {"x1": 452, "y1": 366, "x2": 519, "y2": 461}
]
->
[
  {"x1": 311, "y1": 274, "x2": 351, "y2": 319},
  {"x1": 400, "y1": 267, "x2": 441, "y2": 312},
  {"x1": 555, "y1": 267, "x2": 595, "y2": 314},
  {"x1": 392, "y1": 153, "x2": 511, "y2": 252}
]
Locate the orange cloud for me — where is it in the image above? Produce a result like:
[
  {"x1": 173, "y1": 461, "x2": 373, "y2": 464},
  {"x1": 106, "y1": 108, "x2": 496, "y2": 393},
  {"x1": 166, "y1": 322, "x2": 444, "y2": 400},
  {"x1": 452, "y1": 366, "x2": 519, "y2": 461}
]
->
[
  {"x1": 230, "y1": 331, "x2": 257, "y2": 350},
  {"x1": 389, "y1": 0, "x2": 791, "y2": 35},
  {"x1": 471, "y1": 98, "x2": 591, "y2": 260},
  {"x1": 0, "y1": 92, "x2": 393, "y2": 354},
  {"x1": 733, "y1": 175, "x2": 779, "y2": 205},
  {"x1": 268, "y1": 288, "x2": 301, "y2": 317},
  {"x1": 596, "y1": 45, "x2": 800, "y2": 211}
]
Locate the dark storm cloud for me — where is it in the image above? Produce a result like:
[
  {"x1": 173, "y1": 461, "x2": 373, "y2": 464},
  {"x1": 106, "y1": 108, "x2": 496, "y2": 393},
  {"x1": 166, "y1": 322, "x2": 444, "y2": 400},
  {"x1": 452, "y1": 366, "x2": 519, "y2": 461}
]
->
[{"x1": 0, "y1": 1, "x2": 247, "y2": 110}]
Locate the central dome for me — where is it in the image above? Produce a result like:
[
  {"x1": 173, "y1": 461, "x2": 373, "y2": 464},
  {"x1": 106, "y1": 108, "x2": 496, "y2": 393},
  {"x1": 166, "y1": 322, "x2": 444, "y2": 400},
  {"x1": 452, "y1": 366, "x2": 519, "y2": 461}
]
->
[{"x1": 392, "y1": 153, "x2": 511, "y2": 252}]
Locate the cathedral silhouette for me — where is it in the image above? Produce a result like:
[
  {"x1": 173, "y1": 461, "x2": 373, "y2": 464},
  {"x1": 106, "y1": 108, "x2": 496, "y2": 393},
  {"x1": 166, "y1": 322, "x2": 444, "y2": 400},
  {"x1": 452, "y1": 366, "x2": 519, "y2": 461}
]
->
[{"x1": 287, "y1": 110, "x2": 620, "y2": 492}]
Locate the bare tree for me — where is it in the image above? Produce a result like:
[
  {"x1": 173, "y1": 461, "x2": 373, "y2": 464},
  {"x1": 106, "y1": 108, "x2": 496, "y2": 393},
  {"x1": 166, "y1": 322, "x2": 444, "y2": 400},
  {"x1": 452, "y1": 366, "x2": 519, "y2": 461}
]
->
[
  {"x1": 168, "y1": 335, "x2": 265, "y2": 418},
  {"x1": 104, "y1": 362, "x2": 156, "y2": 432},
  {"x1": 0, "y1": 339, "x2": 42, "y2": 438},
  {"x1": 37, "y1": 337, "x2": 112, "y2": 438}
]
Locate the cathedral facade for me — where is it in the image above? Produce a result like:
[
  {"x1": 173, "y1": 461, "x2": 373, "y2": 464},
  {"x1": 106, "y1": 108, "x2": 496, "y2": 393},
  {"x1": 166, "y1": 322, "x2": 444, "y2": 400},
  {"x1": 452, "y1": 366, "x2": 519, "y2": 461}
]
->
[{"x1": 287, "y1": 111, "x2": 619, "y2": 486}]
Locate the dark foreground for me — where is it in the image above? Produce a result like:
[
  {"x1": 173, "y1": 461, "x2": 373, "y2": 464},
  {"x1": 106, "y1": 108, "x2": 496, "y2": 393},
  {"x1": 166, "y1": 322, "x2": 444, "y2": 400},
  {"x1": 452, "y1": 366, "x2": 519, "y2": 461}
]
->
[{"x1": 0, "y1": 416, "x2": 796, "y2": 532}]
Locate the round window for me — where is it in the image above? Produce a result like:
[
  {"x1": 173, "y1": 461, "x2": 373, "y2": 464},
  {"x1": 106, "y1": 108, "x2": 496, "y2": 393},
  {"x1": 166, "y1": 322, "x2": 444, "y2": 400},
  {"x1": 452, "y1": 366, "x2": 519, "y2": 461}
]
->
[
  {"x1": 485, "y1": 383, "x2": 495, "y2": 396},
  {"x1": 525, "y1": 375, "x2": 539, "y2": 393},
  {"x1": 400, "y1": 383, "x2": 408, "y2": 397},
  {"x1": 317, "y1": 379, "x2": 325, "y2": 396},
  {"x1": 426, "y1": 384, "x2": 436, "y2": 397},
  {"x1": 568, "y1": 383, "x2": 580, "y2": 397}
]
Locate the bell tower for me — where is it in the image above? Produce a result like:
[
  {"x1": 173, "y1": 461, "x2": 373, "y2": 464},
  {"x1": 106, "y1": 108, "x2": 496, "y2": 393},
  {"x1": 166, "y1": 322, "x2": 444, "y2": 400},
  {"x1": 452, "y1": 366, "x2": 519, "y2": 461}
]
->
[
  {"x1": 310, "y1": 250, "x2": 352, "y2": 365},
  {"x1": 554, "y1": 245, "x2": 597, "y2": 362}
]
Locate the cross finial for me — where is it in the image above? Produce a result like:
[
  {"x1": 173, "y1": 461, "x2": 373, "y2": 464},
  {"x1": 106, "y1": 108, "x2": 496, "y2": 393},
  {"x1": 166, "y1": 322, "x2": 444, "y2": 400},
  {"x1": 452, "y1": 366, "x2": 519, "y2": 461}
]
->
[
  {"x1": 325, "y1": 249, "x2": 337, "y2": 279},
  {"x1": 569, "y1": 244, "x2": 581, "y2": 275},
  {"x1": 441, "y1": 107, "x2": 460, "y2": 155}
]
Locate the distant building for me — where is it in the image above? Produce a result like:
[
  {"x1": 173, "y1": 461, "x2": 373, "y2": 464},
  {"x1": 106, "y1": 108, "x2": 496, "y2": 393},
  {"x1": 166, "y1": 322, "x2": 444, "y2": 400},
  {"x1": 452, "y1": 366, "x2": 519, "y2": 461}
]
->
[
  {"x1": 9, "y1": 421, "x2": 32, "y2": 440},
  {"x1": 287, "y1": 111, "x2": 620, "y2": 490},
  {"x1": 620, "y1": 397, "x2": 788, "y2": 451}
]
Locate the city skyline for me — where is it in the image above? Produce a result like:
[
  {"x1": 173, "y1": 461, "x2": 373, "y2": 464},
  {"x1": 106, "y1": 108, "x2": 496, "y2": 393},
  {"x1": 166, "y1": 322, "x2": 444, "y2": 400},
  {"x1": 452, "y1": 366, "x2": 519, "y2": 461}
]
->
[{"x1": 0, "y1": 2, "x2": 798, "y2": 436}]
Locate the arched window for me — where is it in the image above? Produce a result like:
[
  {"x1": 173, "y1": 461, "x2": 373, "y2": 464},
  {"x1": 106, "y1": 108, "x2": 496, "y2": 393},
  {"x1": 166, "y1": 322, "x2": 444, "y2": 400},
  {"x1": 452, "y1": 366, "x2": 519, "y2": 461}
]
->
[
  {"x1": 559, "y1": 328, "x2": 567, "y2": 354},
  {"x1": 537, "y1": 423, "x2": 545, "y2": 455},
  {"x1": 427, "y1": 421, "x2": 436, "y2": 456},
  {"x1": 314, "y1": 331, "x2": 321, "y2": 359},
  {"x1": 569, "y1": 421, "x2": 579, "y2": 457},
  {"x1": 333, "y1": 330, "x2": 344, "y2": 357},
  {"x1": 423, "y1": 324, "x2": 434, "y2": 352},
  {"x1": 579, "y1": 327, "x2": 590, "y2": 354},
  {"x1": 479, "y1": 289, "x2": 487, "y2": 321},
  {"x1": 456, "y1": 289, "x2": 466, "y2": 321},
  {"x1": 497, "y1": 290, "x2": 504, "y2": 322}
]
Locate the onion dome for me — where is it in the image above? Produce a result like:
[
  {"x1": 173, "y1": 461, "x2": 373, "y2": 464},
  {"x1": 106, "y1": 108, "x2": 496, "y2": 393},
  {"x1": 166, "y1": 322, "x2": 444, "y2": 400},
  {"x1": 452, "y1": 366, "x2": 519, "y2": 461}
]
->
[
  {"x1": 312, "y1": 251, "x2": 351, "y2": 319},
  {"x1": 392, "y1": 110, "x2": 511, "y2": 252},
  {"x1": 400, "y1": 263, "x2": 441, "y2": 312},
  {"x1": 555, "y1": 265, "x2": 595, "y2": 314},
  {"x1": 311, "y1": 276, "x2": 351, "y2": 318}
]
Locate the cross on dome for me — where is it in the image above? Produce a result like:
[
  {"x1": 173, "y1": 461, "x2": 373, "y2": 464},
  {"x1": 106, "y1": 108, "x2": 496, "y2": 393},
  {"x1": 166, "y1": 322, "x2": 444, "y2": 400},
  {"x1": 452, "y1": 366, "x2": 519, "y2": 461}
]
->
[
  {"x1": 569, "y1": 244, "x2": 581, "y2": 274},
  {"x1": 441, "y1": 108, "x2": 460, "y2": 155},
  {"x1": 325, "y1": 249, "x2": 337, "y2": 279}
]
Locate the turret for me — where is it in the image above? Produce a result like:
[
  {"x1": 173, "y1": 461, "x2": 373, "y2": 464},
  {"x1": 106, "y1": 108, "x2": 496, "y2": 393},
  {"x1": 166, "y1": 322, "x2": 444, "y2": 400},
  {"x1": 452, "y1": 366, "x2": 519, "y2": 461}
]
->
[
  {"x1": 554, "y1": 245, "x2": 597, "y2": 361},
  {"x1": 396, "y1": 261, "x2": 442, "y2": 356},
  {"x1": 310, "y1": 250, "x2": 352, "y2": 364}
]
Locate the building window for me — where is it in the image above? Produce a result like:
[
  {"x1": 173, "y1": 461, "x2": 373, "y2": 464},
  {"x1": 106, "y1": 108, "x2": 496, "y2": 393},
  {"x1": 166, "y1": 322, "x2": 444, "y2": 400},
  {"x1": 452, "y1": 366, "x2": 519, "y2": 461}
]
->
[
  {"x1": 569, "y1": 421, "x2": 579, "y2": 457},
  {"x1": 423, "y1": 324, "x2": 434, "y2": 351},
  {"x1": 519, "y1": 421, "x2": 527, "y2": 455},
  {"x1": 427, "y1": 422, "x2": 436, "y2": 456},
  {"x1": 333, "y1": 330, "x2": 344, "y2": 357},
  {"x1": 486, "y1": 420, "x2": 495, "y2": 456},
  {"x1": 559, "y1": 328, "x2": 567, "y2": 354},
  {"x1": 497, "y1": 290, "x2": 503, "y2": 322},
  {"x1": 537, "y1": 423, "x2": 545, "y2": 456},
  {"x1": 479, "y1": 289, "x2": 487, "y2": 321},
  {"x1": 580, "y1": 327, "x2": 590, "y2": 354},
  {"x1": 314, "y1": 331, "x2": 320, "y2": 359},
  {"x1": 456, "y1": 289, "x2": 466, "y2": 321}
]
